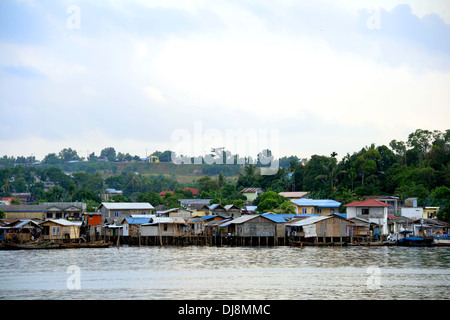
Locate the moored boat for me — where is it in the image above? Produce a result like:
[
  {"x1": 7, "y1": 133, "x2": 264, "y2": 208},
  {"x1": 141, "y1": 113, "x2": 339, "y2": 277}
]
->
[
  {"x1": 433, "y1": 236, "x2": 450, "y2": 246},
  {"x1": 62, "y1": 241, "x2": 113, "y2": 248},
  {"x1": 396, "y1": 236, "x2": 435, "y2": 246},
  {"x1": 390, "y1": 230, "x2": 435, "y2": 247},
  {"x1": 3, "y1": 242, "x2": 66, "y2": 250}
]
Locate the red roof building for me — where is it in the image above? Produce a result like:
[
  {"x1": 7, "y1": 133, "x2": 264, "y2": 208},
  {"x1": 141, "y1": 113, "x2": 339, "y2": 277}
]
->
[
  {"x1": 183, "y1": 188, "x2": 199, "y2": 195},
  {"x1": 159, "y1": 188, "x2": 199, "y2": 197},
  {"x1": 159, "y1": 191, "x2": 174, "y2": 196},
  {"x1": 344, "y1": 199, "x2": 391, "y2": 207},
  {"x1": 344, "y1": 199, "x2": 390, "y2": 235}
]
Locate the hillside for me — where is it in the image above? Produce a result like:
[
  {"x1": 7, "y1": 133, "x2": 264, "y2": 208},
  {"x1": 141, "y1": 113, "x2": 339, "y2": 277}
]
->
[{"x1": 31, "y1": 161, "x2": 243, "y2": 184}]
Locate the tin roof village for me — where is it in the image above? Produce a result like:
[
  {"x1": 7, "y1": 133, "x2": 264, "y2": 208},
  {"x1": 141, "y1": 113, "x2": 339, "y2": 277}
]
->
[{"x1": 1, "y1": 189, "x2": 449, "y2": 249}]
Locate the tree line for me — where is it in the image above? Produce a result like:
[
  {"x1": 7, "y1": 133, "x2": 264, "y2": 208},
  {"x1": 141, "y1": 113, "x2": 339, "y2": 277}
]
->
[{"x1": 0, "y1": 129, "x2": 449, "y2": 221}]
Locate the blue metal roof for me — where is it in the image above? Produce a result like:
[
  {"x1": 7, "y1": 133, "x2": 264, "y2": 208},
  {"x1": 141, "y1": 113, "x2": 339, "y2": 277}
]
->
[
  {"x1": 291, "y1": 199, "x2": 341, "y2": 207},
  {"x1": 123, "y1": 217, "x2": 151, "y2": 224},
  {"x1": 261, "y1": 214, "x2": 288, "y2": 223},
  {"x1": 201, "y1": 215, "x2": 219, "y2": 221},
  {"x1": 261, "y1": 213, "x2": 318, "y2": 223},
  {"x1": 201, "y1": 215, "x2": 230, "y2": 220}
]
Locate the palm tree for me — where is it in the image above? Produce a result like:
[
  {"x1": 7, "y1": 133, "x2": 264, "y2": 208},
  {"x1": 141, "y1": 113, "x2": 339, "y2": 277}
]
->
[
  {"x1": 277, "y1": 200, "x2": 296, "y2": 214},
  {"x1": 348, "y1": 167, "x2": 357, "y2": 191},
  {"x1": 315, "y1": 158, "x2": 339, "y2": 190}
]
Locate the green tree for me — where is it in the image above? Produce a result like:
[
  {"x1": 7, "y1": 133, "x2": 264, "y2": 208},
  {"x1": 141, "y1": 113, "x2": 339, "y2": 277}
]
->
[
  {"x1": 163, "y1": 192, "x2": 181, "y2": 208},
  {"x1": 437, "y1": 204, "x2": 450, "y2": 223},
  {"x1": 303, "y1": 155, "x2": 336, "y2": 194},
  {"x1": 390, "y1": 139, "x2": 407, "y2": 165},
  {"x1": 354, "y1": 147, "x2": 381, "y2": 186},
  {"x1": 257, "y1": 198, "x2": 279, "y2": 213},
  {"x1": 105, "y1": 175, "x2": 125, "y2": 190},
  {"x1": 348, "y1": 167, "x2": 357, "y2": 191},
  {"x1": 395, "y1": 182, "x2": 429, "y2": 204},
  {"x1": 233, "y1": 199, "x2": 246, "y2": 208},
  {"x1": 59, "y1": 148, "x2": 81, "y2": 162},
  {"x1": 197, "y1": 176, "x2": 218, "y2": 193},
  {"x1": 237, "y1": 165, "x2": 261, "y2": 189},
  {"x1": 45, "y1": 185, "x2": 66, "y2": 202},
  {"x1": 100, "y1": 147, "x2": 117, "y2": 161},
  {"x1": 407, "y1": 129, "x2": 434, "y2": 168},
  {"x1": 254, "y1": 191, "x2": 287, "y2": 213},
  {"x1": 43, "y1": 153, "x2": 62, "y2": 165},
  {"x1": 110, "y1": 194, "x2": 129, "y2": 202},
  {"x1": 315, "y1": 157, "x2": 339, "y2": 191},
  {"x1": 278, "y1": 200, "x2": 296, "y2": 214},
  {"x1": 72, "y1": 189, "x2": 101, "y2": 203},
  {"x1": 10, "y1": 177, "x2": 27, "y2": 193},
  {"x1": 137, "y1": 192, "x2": 163, "y2": 206}
]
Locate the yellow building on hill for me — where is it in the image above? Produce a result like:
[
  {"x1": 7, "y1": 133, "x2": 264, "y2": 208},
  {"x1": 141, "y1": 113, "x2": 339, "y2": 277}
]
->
[{"x1": 290, "y1": 199, "x2": 341, "y2": 215}]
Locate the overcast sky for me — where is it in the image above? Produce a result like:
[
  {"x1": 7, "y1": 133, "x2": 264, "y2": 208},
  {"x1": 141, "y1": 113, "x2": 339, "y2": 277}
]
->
[{"x1": 1, "y1": 0, "x2": 449, "y2": 161}]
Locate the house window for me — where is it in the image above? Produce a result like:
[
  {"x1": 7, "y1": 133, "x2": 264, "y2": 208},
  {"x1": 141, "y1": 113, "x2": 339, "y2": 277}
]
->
[
  {"x1": 302, "y1": 208, "x2": 307, "y2": 214},
  {"x1": 311, "y1": 208, "x2": 314, "y2": 214},
  {"x1": 362, "y1": 209, "x2": 369, "y2": 215},
  {"x1": 317, "y1": 208, "x2": 322, "y2": 214},
  {"x1": 331, "y1": 209, "x2": 335, "y2": 214},
  {"x1": 52, "y1": 226, "x2": 60, "y2": 236},
  {"x1": 164, "y1": 224, "x2": 168, "y2": 231},
  {"x1": 114, "y1": 212, "x2": 119, "y2": 217}
]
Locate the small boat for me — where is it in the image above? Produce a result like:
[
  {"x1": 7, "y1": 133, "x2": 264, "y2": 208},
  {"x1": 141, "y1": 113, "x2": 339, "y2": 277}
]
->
[
  {"x1": 62, "y1": 241, "x2": 113, "y2": 248},
  {"x1": 433, "y1": 236, "x2": 450, "y2": 246},
  {"x1": 3, "y1": 242, "x2": 66, "y2": 250},
  {"x1": 396, "y1": 236, "x2": 435, "y2": 247},
  {"x1": 390, "y1": 230, "x2": 435, "y2": 247}
]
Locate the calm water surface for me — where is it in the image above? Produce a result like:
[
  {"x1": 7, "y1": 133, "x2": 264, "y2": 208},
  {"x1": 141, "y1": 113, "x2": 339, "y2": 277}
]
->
[{"x1": 0, "y1": 246, "x2": 449, "y2": 300}]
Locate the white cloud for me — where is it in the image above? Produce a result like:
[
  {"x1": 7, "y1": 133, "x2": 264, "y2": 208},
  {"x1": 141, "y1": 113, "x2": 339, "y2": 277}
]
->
[
  {"x1": 144, "y1": 86, "x2": 166, "y2": 103},
  {"x1": 1, "y1": 0, "x2": 449, "y2": 160}
]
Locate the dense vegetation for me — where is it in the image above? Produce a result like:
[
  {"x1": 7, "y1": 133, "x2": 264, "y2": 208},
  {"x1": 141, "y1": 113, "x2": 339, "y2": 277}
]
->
[{"x1": 1, "y1": 129, "x2": 449, "y2": 221}]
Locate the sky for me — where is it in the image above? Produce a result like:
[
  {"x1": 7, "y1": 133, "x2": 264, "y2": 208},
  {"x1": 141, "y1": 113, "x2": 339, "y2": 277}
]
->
[{"x1": 0, "y1": 0, "x2": 449, "y2": 162}]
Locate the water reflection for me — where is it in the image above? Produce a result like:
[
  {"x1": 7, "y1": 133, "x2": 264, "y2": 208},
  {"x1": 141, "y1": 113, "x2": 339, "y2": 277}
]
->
[{"x1": 0, "y1": 246, "x2": 449, "y2": 300}]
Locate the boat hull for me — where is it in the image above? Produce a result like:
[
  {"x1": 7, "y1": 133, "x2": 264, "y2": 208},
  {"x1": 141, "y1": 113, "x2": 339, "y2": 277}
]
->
[
  {"x1": 433, "y1": 237, "x2": 450, "y2": 246},
  {"x1": 397, "y1": 237, "x2": 435, "y2": 247},
  {"x1": 3, "y1": 243, "x2": 66, "y2": 250},
  {"x1": 62, "y1": 241, "x2": 113, "y2": 248},
  {"x1": 3, "y1": 241, "x2": 113, "y2": 250}
]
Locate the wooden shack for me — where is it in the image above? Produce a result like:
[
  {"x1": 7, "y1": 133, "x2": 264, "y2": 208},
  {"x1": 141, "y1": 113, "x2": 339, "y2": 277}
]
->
[
  {"x1": 285, "y1": 214, "x2": 352, "y2": 245},
  {"x1": 156, "y1": 208, "x2": 193, "y2": 218},
  {"x1": 82, "y1": 213, "x2": 103, "y2": 242},
  {"x1": 140, "y1": 217, "x2": 205, "y2": 245},
  {"x1": 224, "y1": 204, "x2": 241, "y2": 218},
  {"x1": 83, "y1": 212, "x2": 102, "y2": 226},
  {"x1": 121, "y1": 217, "x2": 152, "y2": 237},
  {"x1": 40, "y1": 219, "x2": 81, "y2": 241},
  {"x1": 209, "y1": 204, "x2": 228, "y2": 215},
  {"x1": 228, "y1": 214, "x2": 279, "y2": 246},
  {"x1": 98, "y1": 202, "x2": 154, "y2": 219},
  {"x1": 3, "y1": 219, "x2": 42, "y2": 242},
  {"x1": 347, "y1": 217, "x2": 372, "y2": 236}
]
